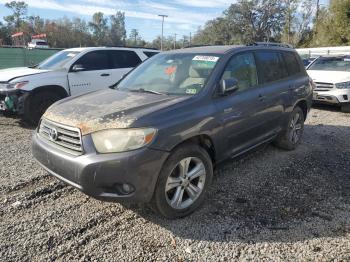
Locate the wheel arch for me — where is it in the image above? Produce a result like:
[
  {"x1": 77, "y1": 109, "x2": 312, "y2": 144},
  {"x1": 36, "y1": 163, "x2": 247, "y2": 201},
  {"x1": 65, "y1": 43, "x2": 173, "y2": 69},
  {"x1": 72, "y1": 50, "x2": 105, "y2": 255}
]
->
[
  {"x1": 169, "y1": 134, "x2": 216, "y2": 164},
  {"x1": 30, "y1": 85, "x2": 68, "y2": 98},
  {"x1": 294, "y1": 99, "x2": 308, "y2": 121}
]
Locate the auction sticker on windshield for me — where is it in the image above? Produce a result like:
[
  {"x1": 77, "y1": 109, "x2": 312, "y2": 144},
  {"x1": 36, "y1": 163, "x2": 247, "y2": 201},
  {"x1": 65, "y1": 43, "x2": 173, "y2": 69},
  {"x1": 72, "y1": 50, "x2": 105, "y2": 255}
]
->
[
  {"x1": 192, "y1": 56, "x2": 219, "y2": 68},
  {"x1": 193, "y1": 56, "x2": 219, "y2": 62}
]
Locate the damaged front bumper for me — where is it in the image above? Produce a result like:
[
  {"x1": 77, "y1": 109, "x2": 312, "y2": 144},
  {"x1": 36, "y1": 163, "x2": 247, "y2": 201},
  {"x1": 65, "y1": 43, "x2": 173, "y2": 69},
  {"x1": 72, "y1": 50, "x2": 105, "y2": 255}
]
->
[{"x1": 0, "y1": 88, "x2": 29, "y2": 114}]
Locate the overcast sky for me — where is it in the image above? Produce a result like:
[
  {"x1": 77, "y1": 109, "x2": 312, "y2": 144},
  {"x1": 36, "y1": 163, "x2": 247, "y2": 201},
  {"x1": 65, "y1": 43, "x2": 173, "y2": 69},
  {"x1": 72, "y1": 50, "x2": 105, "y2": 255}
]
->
[{"x1": 0, "y1": 0, "x2": 330, "y2": 41}]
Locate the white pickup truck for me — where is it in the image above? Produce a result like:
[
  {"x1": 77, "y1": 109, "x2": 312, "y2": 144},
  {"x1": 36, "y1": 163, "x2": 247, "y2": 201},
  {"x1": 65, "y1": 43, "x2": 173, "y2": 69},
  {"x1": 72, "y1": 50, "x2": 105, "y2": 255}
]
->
[{"x1": 0, "y1": 47, "x2": 159, "y2": 124}]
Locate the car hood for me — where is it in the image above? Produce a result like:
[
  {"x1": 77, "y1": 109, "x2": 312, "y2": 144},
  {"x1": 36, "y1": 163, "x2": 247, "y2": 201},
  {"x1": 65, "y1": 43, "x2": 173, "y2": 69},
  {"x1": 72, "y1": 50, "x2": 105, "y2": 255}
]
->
[
  {"x1": 0, "y1": 67, "x2": 51, "y2": 82},
  {"x1": 43, "y1": 89, "x2": 189, "y2": 135},
  {"x1": 307, "y1": 70, "x2": 350, "y2": 84}
]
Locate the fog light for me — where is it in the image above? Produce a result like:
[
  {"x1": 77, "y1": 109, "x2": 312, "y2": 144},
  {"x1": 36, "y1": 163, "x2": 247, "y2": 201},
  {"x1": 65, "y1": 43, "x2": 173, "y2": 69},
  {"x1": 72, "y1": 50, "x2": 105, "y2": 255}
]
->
[
  {"x1": 108, "y1": 183, "x2": 135, "y2": 195},
  {"x1": 122, "y1": 183, "x2": 133, "y2": 194}
]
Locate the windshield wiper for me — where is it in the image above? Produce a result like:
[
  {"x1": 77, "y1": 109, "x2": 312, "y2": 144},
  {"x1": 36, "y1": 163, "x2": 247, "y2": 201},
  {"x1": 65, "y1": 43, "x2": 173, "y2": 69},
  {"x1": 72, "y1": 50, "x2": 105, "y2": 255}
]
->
[{"x1": 129, "y1": 88, "x2": 165, "y2": 95}]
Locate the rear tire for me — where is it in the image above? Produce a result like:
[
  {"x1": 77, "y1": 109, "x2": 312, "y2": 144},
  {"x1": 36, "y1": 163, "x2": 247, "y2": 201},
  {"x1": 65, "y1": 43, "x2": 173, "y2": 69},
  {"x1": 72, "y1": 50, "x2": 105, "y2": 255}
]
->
[
  {"x1": 23, "y1": 91, "x2": 62, "y2": 125},
  {"x1": 273, "y1": 106, "x2": 305, "y2": 150},
  {"x1": 150, "y1": 143, "x2": 213, "y2": 219},
  {"x1": 341, "y1": 103, "x2": 350, "y2": 113}
]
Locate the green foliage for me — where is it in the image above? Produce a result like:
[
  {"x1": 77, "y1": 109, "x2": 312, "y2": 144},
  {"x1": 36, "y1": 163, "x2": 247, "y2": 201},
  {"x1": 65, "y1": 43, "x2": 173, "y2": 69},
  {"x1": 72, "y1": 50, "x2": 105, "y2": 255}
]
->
[
  {"x1": 89, "y1": 12, "x2": 108, "y2": 46},
  {"x1": 194, "y1": 0, "x2": 287, "y2": 45},
  {"x1": 109, "y1": 12, "x2": 127, "y2": 46},
  {"x1": 313, "y1": 0, "x2": 350, "y2": 46},
  {"x1": 4, "y1": 1, "x2": 27, "y2": 29},
  {"x1": 0, "y1": 2, "x2": 129, "y2": 48},
  {"x1": 281, "y1": 0, "x2": 300, "y2": 43},
  {"x1": 199, "y1": 0, "x2": 319, "y2": 46}
]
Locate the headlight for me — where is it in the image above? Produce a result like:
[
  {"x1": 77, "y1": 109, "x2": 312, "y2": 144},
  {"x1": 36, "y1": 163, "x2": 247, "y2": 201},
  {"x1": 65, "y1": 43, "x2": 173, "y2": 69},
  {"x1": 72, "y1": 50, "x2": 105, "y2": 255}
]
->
[
  {"x1": 336, "y1": 81, "x2": 350, "y2": 89},
  {"x1": 91, "y1": 128, "x2": 157, "y2": 153},
  {"x1": 2, "y1": 81, "x2": 29, "y2": 89}
]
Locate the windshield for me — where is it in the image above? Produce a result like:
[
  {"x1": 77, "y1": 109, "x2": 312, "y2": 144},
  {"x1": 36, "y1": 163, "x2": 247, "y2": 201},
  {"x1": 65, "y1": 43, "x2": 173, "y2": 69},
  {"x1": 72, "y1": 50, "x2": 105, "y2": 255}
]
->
[
  {"x1": 117, "y1": 53, "x2": 221, "y2": 95},
  {"x1": 36, "y1": 51, "x2": 80, "y2": 70},
  {"x1": 308, "y1": 56, "x2": 350, "y2": 72}
]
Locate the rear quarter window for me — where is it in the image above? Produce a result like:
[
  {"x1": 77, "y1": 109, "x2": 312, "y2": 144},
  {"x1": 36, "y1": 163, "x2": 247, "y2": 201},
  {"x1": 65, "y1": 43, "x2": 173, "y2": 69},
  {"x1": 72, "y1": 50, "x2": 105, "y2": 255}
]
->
[
  {"x1": 144, "y1": 51, "x2": 159, "y2": 58},
  {"x1": 283, "y1": 52, "x2": 301, "y2": 76},
  {"x1": 110, "y1": 50, "x2": 142, "y2": 69},
  {"x1": 255, "y1": 51, "x2": 288, "y2": 84}
]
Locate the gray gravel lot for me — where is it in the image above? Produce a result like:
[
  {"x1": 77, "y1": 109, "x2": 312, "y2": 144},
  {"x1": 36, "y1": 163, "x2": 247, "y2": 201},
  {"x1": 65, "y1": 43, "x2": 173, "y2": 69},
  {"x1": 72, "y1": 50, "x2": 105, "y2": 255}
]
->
[{"x1": 1, "y1": 106, "x2": 350, "y2": 261}]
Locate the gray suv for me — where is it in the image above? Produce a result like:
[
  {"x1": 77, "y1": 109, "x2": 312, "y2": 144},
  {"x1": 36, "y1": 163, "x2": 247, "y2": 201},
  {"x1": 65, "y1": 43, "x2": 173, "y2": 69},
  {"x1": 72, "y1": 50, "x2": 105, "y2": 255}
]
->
[{"x1": 32, "y1": 44, "x2": 313, "y2": 218}]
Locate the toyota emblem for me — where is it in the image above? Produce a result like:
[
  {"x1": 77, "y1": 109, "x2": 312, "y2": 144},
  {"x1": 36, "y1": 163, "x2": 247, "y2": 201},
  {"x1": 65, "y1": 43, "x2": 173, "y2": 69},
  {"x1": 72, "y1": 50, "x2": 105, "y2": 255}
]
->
[{"x1": 48, "y1": 128, "x2": 58, "y2": 141}]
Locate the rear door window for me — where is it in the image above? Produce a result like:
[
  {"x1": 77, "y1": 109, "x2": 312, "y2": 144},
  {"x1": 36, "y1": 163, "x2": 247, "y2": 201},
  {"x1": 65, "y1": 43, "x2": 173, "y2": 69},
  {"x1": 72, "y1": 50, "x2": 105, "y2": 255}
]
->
[
  {"x1": 283, "y1": 52, "x2": 301, "y2": 76},
  {"x1": 109, "y1": 50, "x2": 142, "y2": 69},
  {"x1": 74, "y1": 51, "x2": 110, "y2": 71},
  {"x1": 255, "y1": 51, "x2": 288, "y2": 84}
]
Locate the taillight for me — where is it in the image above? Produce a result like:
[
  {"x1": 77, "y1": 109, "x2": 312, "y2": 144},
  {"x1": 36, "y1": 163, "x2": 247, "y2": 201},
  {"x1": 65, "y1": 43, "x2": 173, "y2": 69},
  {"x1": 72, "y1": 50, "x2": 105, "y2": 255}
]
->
[{"x1": 309, "y1": 78, "x2": 316, "y2": 90}]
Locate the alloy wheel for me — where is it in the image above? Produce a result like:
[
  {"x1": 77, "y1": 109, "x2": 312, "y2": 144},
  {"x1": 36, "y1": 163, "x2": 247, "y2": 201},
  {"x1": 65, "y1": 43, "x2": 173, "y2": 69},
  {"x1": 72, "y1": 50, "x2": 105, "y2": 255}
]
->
[
  {"x1": 165, "y1": 157, "x2": 206, "y2": 210},
  {"x1": 289, "y1": 112, "x2": 303, "y2": 144}
]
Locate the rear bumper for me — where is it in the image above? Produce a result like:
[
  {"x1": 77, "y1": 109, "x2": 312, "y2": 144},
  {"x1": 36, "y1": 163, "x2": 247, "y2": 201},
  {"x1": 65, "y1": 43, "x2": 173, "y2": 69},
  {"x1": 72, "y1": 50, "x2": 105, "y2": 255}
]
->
[
  {"x1": 313, "y1": 89, "x2": 350, "y2": 105},
  {"x1": 32, "y1": 132, "x2": 169, "y2": 203}
]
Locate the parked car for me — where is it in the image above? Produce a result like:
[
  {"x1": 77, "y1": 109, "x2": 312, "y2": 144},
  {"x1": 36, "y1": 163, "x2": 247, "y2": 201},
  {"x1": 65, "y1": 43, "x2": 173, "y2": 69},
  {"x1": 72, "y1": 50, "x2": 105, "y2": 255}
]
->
[
  {"x1": 0, "y1": 47, "x2": 160, "y2": 124},
  {"x1": 307, "y1": 55, "x2": 350, "y2": 112},
  {"x1": 32, "y1": 44, "x2": 312, "y2": 218},
  {"x1": 302, "y1": 57, "x2": 316, "y2": 67},
  {"x1": 28, "y1": 39, "x2": 50, "y2": 49}
]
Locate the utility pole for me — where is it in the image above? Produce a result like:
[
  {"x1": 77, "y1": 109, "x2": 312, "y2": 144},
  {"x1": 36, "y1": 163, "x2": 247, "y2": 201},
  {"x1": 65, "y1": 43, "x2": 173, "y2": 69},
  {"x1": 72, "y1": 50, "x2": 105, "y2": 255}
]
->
[
  {"x1": 173, "y1": 33, "x2": 177, "y2": 49},
  {"x1": 158, "y1": 14, "x2": 168, "y2": 51},
  {"x1": 189, "y1": 32, "x2": 192, "y2": 47}
]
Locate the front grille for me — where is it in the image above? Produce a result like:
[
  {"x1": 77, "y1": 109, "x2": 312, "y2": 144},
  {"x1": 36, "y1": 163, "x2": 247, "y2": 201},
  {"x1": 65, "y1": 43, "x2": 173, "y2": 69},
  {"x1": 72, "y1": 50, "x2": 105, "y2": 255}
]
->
[
  {"x1": 38, "y1": 118, "x2": 83, "y2": 155},
  {"x1": 314, "y1": 82, "x2": 334, "y2": 91}
]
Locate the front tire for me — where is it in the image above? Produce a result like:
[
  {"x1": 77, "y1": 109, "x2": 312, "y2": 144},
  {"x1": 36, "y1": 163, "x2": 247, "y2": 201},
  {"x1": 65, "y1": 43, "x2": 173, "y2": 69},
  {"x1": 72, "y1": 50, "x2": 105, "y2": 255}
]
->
[
  {"x1": 151, "y1": 143, "x2": 213, "y2": 219},
  {"x1": 274, "y1": 106, "x2": 305, "y2": 150},
  {"x1": 341, "y1": 103, "x2": 350, "y2": 113},
  {"x1": 23, "y1": 91, "x2": 61, "y2": 125}
]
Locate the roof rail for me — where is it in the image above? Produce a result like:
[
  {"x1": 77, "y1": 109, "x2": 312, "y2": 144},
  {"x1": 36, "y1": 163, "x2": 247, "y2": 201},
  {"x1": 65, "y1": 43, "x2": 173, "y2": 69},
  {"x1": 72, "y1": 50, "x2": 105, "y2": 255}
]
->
[
  {"x1": 248, "y1": 42, "x2": 294, "y2": 49},
  {"x1": 183, "y1": 44, "x2": 214, "y2": 48},
  {"x1": 104, "y1": 45, "x2": 159, "y2": 50}
]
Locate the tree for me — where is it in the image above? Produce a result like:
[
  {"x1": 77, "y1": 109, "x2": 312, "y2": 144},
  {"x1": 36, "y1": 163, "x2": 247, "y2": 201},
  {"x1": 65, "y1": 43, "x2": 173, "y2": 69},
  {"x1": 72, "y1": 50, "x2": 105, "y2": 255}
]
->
[
  {"x1": 28, "y1": 15, "x2": 44, "y2": 34},
  {"x1": 282, "y1": 0, "x2": 300, "y2": 43},
  {"x1": 89, "y1": 12, "x2": 108, "y2": 46},
  {"x1": 109, "y1": 12, "x2": 126, "y2": 46},
  {"x1": 293, "y1": 0, "x2": 315, "y2": 46},
  {"x1": 313, "y1": 0, "x2": 350, "y2": 46},
  {"x1": 129, "y1": 29, "x2": 139, "y2": 45},
  {"x1": 4, "y1": 1, "x2": 28, "y2": 30},
  {"x1": 0, "y1": 22, "x2": 12, "y2": 45},
  {"x1": 193, "y1": 0, "x2": 287, "y2": 45}
]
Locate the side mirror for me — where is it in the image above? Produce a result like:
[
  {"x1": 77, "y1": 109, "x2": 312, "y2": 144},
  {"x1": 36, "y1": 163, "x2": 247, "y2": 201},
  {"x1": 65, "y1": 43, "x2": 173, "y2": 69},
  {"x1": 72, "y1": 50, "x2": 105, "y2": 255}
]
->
[
  {"x1": 72, "y1": 64, "x2": 85, "y2": 72},
  {"x1": 219, "y1": 78, "x2": 239, "y2": 95}
]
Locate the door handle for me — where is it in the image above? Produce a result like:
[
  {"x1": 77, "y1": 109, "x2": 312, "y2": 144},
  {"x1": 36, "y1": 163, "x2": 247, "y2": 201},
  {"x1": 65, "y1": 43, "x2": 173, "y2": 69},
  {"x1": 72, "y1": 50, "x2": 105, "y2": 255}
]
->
[
  {"x1": 258, "y1": 94, "x2": 266, "y2": 101},
  {"x1": 100, "y1": 73, "x2": 110, "y2": 77},
  {"x1": 224, "y1": 107, "x2": 233, "y2": 113}
]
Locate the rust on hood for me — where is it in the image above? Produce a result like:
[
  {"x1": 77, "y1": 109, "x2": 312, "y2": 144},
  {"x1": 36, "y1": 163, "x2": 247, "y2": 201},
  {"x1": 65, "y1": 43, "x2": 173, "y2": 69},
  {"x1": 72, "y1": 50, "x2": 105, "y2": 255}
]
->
[
  {"x1": 42, "y1": 89, "x2": 182, "y2": 135},
  {"x1": 43, "y1": 110, "x2": 136, "y2": 135}
]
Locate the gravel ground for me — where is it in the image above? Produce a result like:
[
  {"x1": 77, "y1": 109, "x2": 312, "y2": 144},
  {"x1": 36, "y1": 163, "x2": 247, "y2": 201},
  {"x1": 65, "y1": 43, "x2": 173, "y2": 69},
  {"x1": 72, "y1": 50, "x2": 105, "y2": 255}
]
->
[{"x1": 0, "y1": 106, "x2": 350, "y2": 261}]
